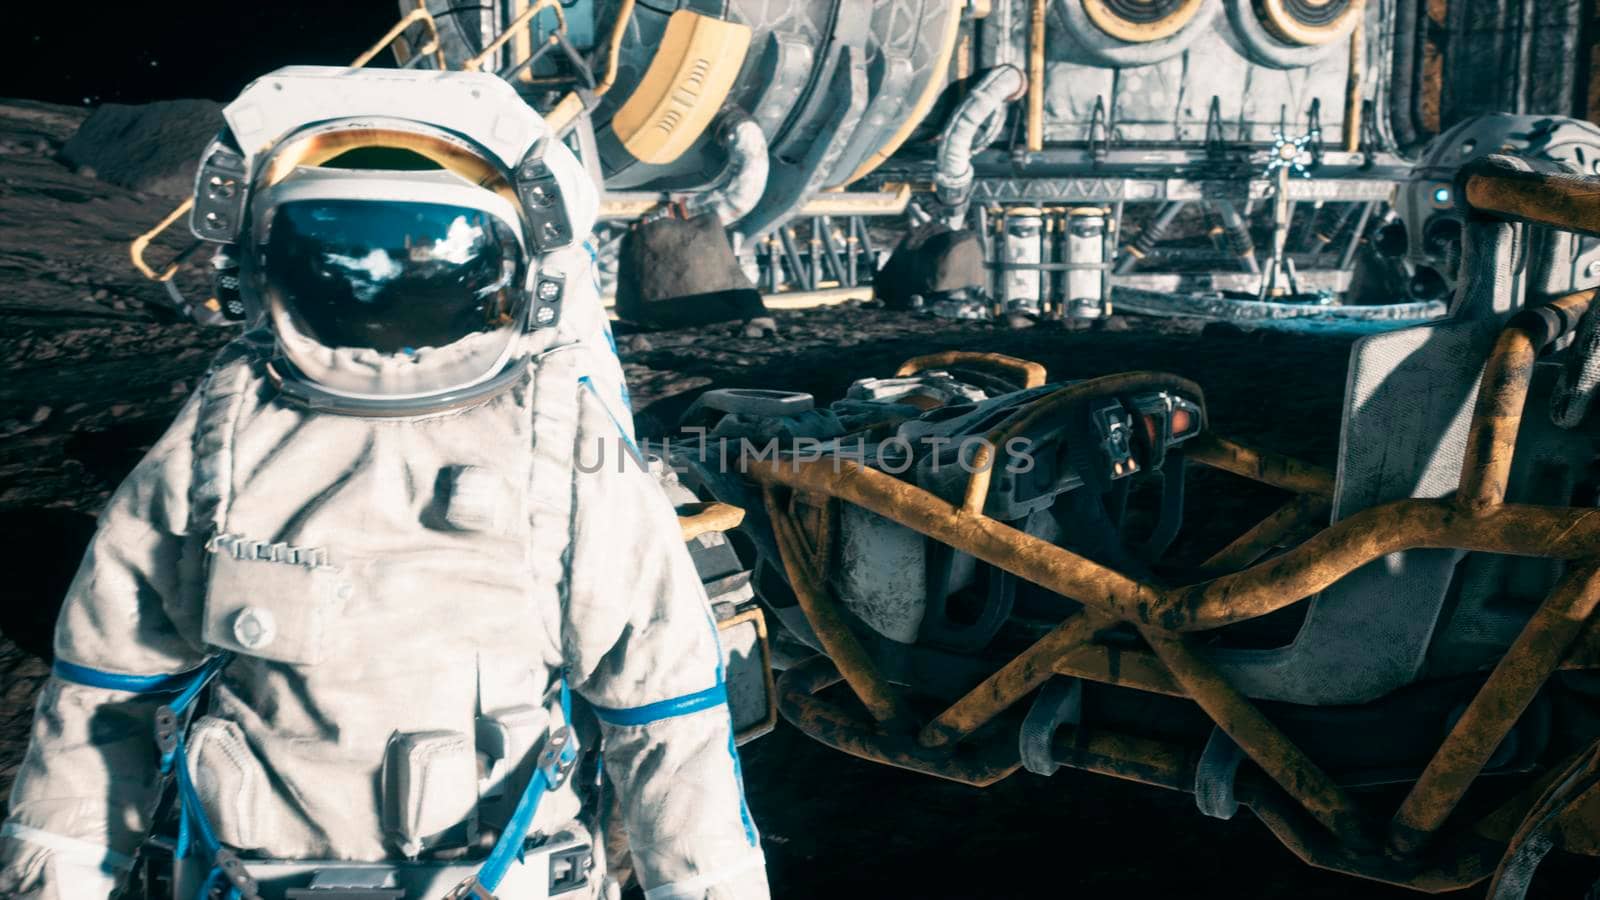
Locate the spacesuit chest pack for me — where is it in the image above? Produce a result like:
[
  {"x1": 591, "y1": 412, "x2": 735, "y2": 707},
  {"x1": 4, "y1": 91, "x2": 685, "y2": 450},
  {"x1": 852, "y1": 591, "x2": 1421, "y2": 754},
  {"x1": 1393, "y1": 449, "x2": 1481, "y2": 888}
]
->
[{"x1": 174, "y1": 327, "x2": 595, "y2": 869}]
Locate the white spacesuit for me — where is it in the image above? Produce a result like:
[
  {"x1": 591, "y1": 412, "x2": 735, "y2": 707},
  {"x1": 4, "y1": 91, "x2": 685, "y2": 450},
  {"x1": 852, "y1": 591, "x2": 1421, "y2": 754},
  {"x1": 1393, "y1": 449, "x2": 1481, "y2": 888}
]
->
[{"x1": 0, "y1": 67, "x2": 768, "y2": 900}]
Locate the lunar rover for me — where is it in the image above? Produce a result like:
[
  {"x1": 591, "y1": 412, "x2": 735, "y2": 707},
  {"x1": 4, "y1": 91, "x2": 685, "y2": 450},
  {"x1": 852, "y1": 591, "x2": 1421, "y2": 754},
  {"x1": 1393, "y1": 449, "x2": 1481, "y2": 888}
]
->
[{"x1": 657, "y1": 162, "x2": 1600, "y2": 896}]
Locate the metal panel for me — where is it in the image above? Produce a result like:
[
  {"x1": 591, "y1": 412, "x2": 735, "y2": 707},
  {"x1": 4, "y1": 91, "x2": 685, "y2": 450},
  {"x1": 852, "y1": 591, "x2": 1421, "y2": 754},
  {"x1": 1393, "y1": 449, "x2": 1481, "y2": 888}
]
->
[
  {"x1": 967, "y1": 176, "x2": 1396, "y2": 204},
  {"x1": 738, "y1": 45, "x2": 871, "y2": 239}
]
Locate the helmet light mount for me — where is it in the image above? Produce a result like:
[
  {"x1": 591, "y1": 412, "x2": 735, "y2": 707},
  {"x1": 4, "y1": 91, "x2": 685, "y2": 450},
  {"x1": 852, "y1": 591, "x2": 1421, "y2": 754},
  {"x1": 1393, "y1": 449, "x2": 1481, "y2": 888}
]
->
[
  {"x1": 192, "y1": 143, "x2": 249, "y2": 243},
  {"x1": 514, "y1": 135, "x2": 573, "y2": 257}
]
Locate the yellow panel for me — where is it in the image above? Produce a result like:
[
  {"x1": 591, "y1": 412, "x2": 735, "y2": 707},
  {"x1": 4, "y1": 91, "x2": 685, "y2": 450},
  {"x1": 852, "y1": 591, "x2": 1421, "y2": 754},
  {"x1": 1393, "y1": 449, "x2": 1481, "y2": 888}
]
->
[
  {"x1": 798, "y1": 183, "x2": 913, "y2": 216},
  {"x1": 610, "y1": 11, "x2": 752, "y2": 165},
  {"x1": 511, "y1": 0, "x2": 533, "y2": 83}
]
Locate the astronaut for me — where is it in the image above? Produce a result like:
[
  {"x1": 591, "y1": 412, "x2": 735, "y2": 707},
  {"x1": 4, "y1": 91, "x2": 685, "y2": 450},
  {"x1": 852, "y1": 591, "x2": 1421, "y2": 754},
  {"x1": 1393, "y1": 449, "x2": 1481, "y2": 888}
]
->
[{"x1": 0, "y1": 66, "x2": 768, "y2": 900}]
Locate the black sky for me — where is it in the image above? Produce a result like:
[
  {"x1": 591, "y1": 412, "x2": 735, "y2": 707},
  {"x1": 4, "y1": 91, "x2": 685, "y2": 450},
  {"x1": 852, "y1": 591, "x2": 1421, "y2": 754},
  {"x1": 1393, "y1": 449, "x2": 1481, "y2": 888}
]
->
[{"x1": 6, "y1": 2, "x2": 403, "y2": 106}]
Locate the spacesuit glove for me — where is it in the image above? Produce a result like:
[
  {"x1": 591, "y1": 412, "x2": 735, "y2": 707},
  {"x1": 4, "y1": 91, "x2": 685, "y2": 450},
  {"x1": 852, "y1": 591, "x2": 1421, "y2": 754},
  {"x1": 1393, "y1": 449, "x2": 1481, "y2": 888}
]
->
[{"x1": 0, "y1": 826, "x2": 128, "y2": 900}]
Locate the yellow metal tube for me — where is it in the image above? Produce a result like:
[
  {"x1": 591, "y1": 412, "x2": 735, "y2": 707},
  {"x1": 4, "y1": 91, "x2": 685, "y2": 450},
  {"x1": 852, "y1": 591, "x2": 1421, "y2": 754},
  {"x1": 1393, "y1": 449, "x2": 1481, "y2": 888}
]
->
[
  {"x1": 762, "y1": 488, "x2": 915, "y2": 726},
  {"x1": 677, "y1": 501, "x2": 745, "y2": 543},
  {"x1": 1201, "y1": 494, "x2": 1333, "y2": 574},
  {"x1": 777, "y1": 656, "x2": 1021, "y2": 787},
  {"x1": 1048, "y1": 724, "x2": 1195, "y2": 791},
  {"x1": 1457, "y1": 290, "x2": 1594, "y2": 514},
  {"x1": 463, "y1": 0, "x2": 564, "y2": 72},
  {"x1": 748, "y1": 452, "x2": 1600, "y2": 632},
  {"x1": 1244, "y1": 788, "x2": 1493, "y2": 894},
  {"x1": 895, "y1": 351, "x2": 1049, "y2": 389},
  {"x1": 1464, "y1": 169, "x2": 1600, "y2": 240},
  {"x1": 1186, "y1": 433, "x2": 1336, "y2": 497},
  {"x1": 130, "y1": 198, "x2": 194, "y2": 281},
  {"x1": 1390, "y1": 562, "x2": 1600, "y2": 853},
  {"x1": 1458, "y1": 328, "x2": 1538, "y2": 514},
  {"x1": 1026, "y1": 0, "x2": 1046, "y2": 153},
  {"x1": 594, "y1": 0, "x2": 636, "y2": 96},
  {"x1": 1342, "y1": 15, "x2": 1364, "y2": 153},
  {"x1": 918, "y1": 613, "x2": 1099, "y2": 749},
  {"x1": 1337, "y1": 14, "x2": 1363, "y2": 152},
  {"x1": 1052, "y1": 643, "x2": 1183, "y2": 697},
  {"x1": 1145, "y1": 630, "x2": 1370, "y2": 847},
  {"x1": 352, "y1": 4, "x2": 443, "y2": 69}
]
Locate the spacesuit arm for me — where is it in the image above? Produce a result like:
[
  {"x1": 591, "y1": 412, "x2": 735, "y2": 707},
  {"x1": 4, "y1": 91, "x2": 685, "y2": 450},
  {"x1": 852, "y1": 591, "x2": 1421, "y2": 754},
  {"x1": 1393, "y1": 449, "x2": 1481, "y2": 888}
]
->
[
  {"x1": 0, "y1": 393, "x2": 209, "y2": 900},
  {"x1": 564, "y1": 380, "x2": 769, "y2": 900}
]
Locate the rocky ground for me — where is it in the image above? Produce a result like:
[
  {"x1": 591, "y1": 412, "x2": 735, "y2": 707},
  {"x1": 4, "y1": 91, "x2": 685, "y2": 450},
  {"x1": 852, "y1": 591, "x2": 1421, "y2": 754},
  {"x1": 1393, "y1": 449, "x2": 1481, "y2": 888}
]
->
[{"x1": 0, "y1": 98, "x2": 1594, "y2": 897}]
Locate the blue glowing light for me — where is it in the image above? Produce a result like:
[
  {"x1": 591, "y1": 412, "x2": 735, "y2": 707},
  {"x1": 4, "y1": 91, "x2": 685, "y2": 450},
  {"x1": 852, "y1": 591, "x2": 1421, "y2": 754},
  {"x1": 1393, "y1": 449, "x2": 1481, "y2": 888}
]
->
[{"x1": 1433, "y1": 186, "x2": 1452, "y2": 204}]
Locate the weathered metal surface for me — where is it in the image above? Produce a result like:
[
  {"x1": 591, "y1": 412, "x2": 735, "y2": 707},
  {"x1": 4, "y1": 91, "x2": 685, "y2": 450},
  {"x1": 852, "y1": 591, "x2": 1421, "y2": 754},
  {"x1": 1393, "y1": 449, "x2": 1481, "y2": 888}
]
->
[
  {"x1": 918, "y1": 613, "x2": 1099, "y2": 750},
  {"x1": 763, "y1": 486, "x2": 916, "y2": 727},
  {"x1": 742, "y1": 275, "x2": 1600, "y2": 890},
  {"x1": 1457, "y1": 290, "x2": 1595, "y2": 514},
  {"x1": 1200, "y1": 494, "x2": 1334, "y2": 574},
  {"x1": 1464, "y1": 168, "x2": 1600, "y2": 241},
  {"x1": 894, "y1": 351, "x2": 1048, "y2": 389},
  {"x1": 776, "y1": 655, "x2": 1022, "y2": 787},
  {"x1": 1048, "y1": 725, "x2": 1195, "y2": 791},
  {"x1": 1390, "y1": 563, "x2": 1600, "y2": 853},
  {"x1": 1186, "y1": 434, "x2": 1337, "y2": 497},
  {"x1": 1243, "y1": 786, "x2": 1499, "y2": 894},
  {"x1": 751, "y1": 450, "x2": 1600, "y2": 633},
  {"x1": 967, "y1": 176, "x2": 1400, "y2": 204},
  {"x1": 1143, "y1": 629, "x2": 1370, "y2": 848},
  {"x1": 677, "y1": 501, "x2": 747, "y2": 542},
  {"x1": 1485, "y1": 740, "x2": 1600, "y2": 899},
  {"x1": 1051, "y1": 643, "x2": 1184, "y2": 697}
]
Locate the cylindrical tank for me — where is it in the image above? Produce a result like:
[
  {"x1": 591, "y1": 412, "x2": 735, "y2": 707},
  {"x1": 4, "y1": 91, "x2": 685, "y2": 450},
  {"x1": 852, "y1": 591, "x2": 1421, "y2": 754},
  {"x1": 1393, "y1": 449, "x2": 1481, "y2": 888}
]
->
[
  {"x1": 1002, "y1": 208, "x2": 1044, "y2": 314},
  {"x1": 1063, "y1": 207, "x2": 1106, "y2": 319}
]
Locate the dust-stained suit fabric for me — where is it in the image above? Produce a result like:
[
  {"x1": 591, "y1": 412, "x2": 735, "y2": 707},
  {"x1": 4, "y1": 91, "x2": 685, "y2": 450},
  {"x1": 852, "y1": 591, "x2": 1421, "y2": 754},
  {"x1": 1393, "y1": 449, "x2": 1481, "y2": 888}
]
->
[{"x1": 0, "y1": 246, "x2": 766, "y2": 899}]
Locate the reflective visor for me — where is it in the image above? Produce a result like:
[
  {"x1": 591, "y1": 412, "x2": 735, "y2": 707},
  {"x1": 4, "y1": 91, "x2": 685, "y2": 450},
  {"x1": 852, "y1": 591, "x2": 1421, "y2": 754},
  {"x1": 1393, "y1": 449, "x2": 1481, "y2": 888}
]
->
[{"x1": 261, "y1": 199, "x2": 524, "y2": 354}]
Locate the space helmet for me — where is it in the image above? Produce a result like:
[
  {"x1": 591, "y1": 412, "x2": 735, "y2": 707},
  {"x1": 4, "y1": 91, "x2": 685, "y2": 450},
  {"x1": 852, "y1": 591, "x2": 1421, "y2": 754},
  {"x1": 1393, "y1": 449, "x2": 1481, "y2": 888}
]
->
[{"x1": 188, "y1": 66, "x2": 597, "y2": 415}]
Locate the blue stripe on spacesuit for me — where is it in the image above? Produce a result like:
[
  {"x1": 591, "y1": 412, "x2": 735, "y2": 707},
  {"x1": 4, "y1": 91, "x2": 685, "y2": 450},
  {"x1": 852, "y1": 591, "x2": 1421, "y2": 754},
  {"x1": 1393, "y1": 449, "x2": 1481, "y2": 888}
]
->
[
  {"x1": 583, "y1": 353, "x2": 759, "y2": 846},
  {"x1": 583, "y1": 239, "x2": 602, "y2": 294},
  {"x1": 51, "y1": 659, "x2": 211, "y2": 694},
  {"x1": 579, "y1": 375, "x2": 644, "y2": 466},
  {"x1": 581, "y1": 239, "x2": 633, "y2": 414},
  {"x1": 591, "y1": 681, "x2": 728, "y2": 725},
  {"x1": 700, "y1": 605, "x2": 760, "y2": 847},
  {"x1": 597, "y1": 322, "x2": 632, "y2": 411}
]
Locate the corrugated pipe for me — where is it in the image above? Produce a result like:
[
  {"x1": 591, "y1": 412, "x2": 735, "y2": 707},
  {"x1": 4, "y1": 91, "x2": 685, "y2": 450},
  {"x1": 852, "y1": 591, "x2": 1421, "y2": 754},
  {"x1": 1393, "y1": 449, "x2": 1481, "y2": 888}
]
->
[
  {"x1": 935, "y1": 65, "x2": 1028, "y2": 226},
  {"x1": 685, "y1": 111, "x2": 770, "y2": 227}
]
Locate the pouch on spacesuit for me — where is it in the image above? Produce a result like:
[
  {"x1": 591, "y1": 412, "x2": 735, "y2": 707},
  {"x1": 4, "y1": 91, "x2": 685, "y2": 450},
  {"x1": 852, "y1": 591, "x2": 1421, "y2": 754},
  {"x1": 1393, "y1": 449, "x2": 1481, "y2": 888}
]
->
[
  {"x1": 187, "y1": 716, "x2": 274, "y2": 851},
  {"x1": 476, "y1": 704, "x2": 549, "y2": 802},
  {"x1": 381, "y1": 730, "x2": 479, "y2": 858},
  {"x1": 203, "y1": 549, "x2": 349, "y2": 665}
]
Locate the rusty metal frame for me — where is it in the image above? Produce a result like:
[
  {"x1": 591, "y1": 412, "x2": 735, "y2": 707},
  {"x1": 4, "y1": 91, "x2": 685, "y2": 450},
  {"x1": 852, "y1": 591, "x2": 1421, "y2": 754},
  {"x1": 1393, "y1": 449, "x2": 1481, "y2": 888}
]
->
[
  {"x1": 748, "y1": 173, "x2": 1600, "y2": 892},
  {"x1": 718, "y1": 606, "x2": 780, "y2": 745},
  {"x1": 894, "y1": 351, "x2": 1048, "y2": 389}
]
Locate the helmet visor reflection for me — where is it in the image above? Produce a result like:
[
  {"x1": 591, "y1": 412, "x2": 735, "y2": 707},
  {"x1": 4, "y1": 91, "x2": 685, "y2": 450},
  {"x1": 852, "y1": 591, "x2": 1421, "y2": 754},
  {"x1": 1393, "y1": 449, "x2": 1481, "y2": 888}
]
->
[{"x1": 262, "y1": 199, "x2": 524, "y2": 354}]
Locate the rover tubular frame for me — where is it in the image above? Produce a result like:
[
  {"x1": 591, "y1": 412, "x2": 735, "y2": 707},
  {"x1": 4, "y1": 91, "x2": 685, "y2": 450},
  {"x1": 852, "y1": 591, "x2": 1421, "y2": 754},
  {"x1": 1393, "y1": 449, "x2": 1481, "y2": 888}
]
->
[{"x1": 748, "y1": 169, "x2": 1600, "y2": 893}]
